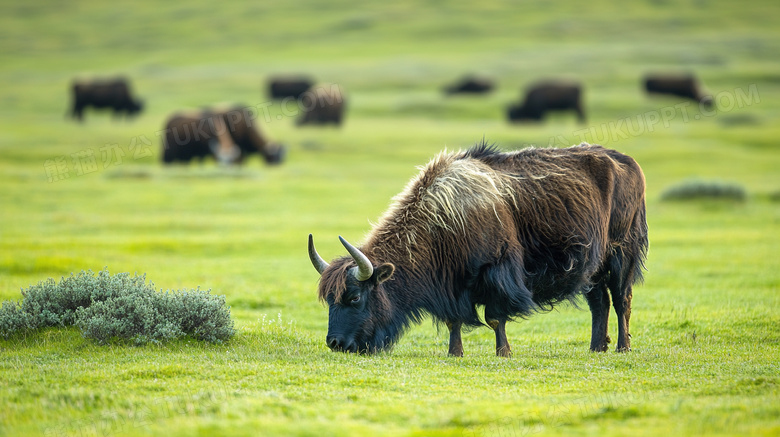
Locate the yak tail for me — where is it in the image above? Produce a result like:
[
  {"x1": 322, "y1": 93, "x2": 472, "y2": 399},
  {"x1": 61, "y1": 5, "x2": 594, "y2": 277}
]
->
[{"x1": 608, "y1": 202, "x2": 648, "y2": 294}]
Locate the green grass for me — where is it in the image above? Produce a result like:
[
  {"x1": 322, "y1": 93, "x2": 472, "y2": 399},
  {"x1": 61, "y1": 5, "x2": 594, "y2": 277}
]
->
[{"x1": 2, "y1": 0, "x2": 780, "y2": 436}]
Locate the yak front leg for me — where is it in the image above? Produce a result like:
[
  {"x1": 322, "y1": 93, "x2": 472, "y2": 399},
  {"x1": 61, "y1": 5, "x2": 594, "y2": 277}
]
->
[
  {"x1": 446, "y1": 321, "x2": 464, "y2": 357},
  {"x1": 487, "y1": 319, "x2": 512, "y2": 357}
]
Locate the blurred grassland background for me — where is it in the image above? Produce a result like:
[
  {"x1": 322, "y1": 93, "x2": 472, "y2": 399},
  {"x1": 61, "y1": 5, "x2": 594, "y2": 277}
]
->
[{"x1": 1, "y1": 0, "x2": 779, "y2": 436}]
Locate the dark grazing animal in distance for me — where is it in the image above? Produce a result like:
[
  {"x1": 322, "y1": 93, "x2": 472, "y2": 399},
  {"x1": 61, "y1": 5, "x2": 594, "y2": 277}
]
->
[
  {"x1": 443, "y1": 76, "x2": 495, "y2": 95},
  {"x1": 309, "y1": 142, "x2": 647, "y2": 356},
  {"x1": 268, "y1": 76, "x2": 314, "y2": 99},
  {"x1": 162, "y1": 106, "x2": 285, "y2": 165},
  {"x1": 69, "y1": 78, "x2": 143, "y2": 121},
  {"x1": 644, "y1": 73, "x2": 713, "y2": 108},
  {"x1": 296, "y1": 85, "x2": 346, "y2": 126},
  {"x1": 507, "y1": 81, "x2": 585, "y2": 123}
]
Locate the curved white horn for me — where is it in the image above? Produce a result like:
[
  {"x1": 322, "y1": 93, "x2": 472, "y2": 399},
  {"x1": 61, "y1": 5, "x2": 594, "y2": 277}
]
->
[
  {"x1": 339, "y1": 236, "x2": 373, "y2": 281},
  {"x1": 308, "y1": 234, "x2": 329, "y2": 274}
]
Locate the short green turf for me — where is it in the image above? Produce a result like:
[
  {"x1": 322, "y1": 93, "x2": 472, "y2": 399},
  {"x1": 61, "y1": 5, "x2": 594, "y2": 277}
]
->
[{"x1": 1, "y1": 1, "x2": 779, "y2": 436}]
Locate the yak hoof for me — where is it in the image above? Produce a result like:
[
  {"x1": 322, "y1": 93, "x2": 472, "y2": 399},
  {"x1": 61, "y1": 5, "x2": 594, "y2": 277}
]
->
[{"x1": 496, "y1": 347, "x2": 512, "y2": 358}]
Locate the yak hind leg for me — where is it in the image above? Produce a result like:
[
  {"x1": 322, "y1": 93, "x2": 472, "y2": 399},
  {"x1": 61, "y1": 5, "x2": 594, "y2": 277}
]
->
[
  {"x1": 585, "y1": 282, "x2": 611, "y2": 352},
  {"x1": 485, "y1": 306, "x2": 511, "y2": 358},
  {"x1": 611, "y1": 285, "x2": 633, "y2": 352},
  {"x1": 446, "y1": 321, "x2": 463, "y2": 357},
  {"x1": 608, "y1": 250, "x2": 638, "y2": 352},
  {"x1": 487, "y1": 318, "x2": 511, "y2": 358}
]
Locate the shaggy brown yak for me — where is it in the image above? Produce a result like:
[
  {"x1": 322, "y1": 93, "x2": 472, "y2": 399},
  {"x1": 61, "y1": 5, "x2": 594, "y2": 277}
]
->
[
  {"x1": 309, "y1": 142, "x2": 648, "y2": 356},
  {"x1": 443, "y1": 76, "x2": 495, "y2": 95},
  {"x1": 644, "y1": 73, "x2": 713, "y2": 108},
  {"x1": 162, "y1": 106, "x2": 285, "y2": 165},
  {"x1": 268, "y1": 76, "x2": 314, "y2": 99},
  {"x1": 507, "y1": 81, "x2": 585, "y2": 123},
  {"x1": 70, "y1": 78, "x2": 143, "y2": 121},
  {"x1": 296, "y1": 85, "x2": 346, "y2": 126}
]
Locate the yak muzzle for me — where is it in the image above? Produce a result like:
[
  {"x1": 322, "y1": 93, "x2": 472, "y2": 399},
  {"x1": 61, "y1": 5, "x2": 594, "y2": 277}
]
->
[{"x1": 326, "y1": 335, "x2": 357, "y2": 353}]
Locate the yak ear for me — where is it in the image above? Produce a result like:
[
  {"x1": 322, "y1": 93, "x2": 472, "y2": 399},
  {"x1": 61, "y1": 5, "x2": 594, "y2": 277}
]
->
[{"x1": 375, "y1": 263, "x2": 395, "y2": 284}]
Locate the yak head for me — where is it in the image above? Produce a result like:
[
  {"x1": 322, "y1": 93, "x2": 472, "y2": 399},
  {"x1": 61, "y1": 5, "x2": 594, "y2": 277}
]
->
[
  {"x1": 308, "y1": 234, "x2": 396, "y2": 354},
  {"x1": 129, "y1": 99, "x2": 144, "y2": 116},
  {"x1": 699, "y1": 94, "x2": 714, "y2": 110},
  {"x1": 507, "y1": 103, "x2": 540, "y2": 122},
  {"x1": 263, "y1": 143, "x2": 287, "y2": 165}
]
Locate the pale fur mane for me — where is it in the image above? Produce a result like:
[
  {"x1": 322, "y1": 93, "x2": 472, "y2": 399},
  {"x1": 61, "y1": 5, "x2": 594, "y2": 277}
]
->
[{"x1": 366, "y1": 150, "x2": 522, "y2": 265}]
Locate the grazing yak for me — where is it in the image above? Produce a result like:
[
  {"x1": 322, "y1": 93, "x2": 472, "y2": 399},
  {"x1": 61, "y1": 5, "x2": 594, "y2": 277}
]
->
[
  {"x1": 162, "y1": 106, "x2": 286, "y2": 165},
  {"x1": 70, "y1": 78, "x2": 143, "y2": 121},
  {"x1": 443, "y1": 76, "x2": 495, "y2": 95},
  {"x1": 309, "y1": 142, "x2": 647, "y2": 356},
  {"x1": 644, "y1": 74, "x2": 713, "y2": 108},
  {"x1": 268, "y1": 76, "x2": 314, "y2": 99},
  {"x1": 296, "y1": 85, "x2": 346, "y2": 126},
  {"x1": 508, "y1": 81, "x2": 585, "y2": 123}
]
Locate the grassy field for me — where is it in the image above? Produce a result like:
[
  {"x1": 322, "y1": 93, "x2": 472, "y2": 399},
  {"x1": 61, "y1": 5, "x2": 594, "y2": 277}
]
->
[{"x1": 1, "y1": 0, "x2": 780, "y2": 436}]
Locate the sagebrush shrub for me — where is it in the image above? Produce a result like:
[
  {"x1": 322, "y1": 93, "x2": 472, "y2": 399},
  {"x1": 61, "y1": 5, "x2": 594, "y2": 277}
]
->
[
  {"x1": 75, "y1": 292, "x2": 184, "y2": 345},
  {"x1": 19, "y1": 270, "x2": 141, "y2": 328},
  {"x1": 166, "y1": 289, "x2": 235, "y2": 343},
  {"x1": 0, "y1": 300, "x2": 34, "y2": 337},
  {"x1": 0, "y1": 269, "x2": 234, "y2": 344}
]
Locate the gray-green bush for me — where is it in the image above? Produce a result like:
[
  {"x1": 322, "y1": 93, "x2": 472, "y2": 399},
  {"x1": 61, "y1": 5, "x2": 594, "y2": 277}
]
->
[
  {"x1": 0, "y1": 269, "x2": 234, "y2": 344},
  {"x1": 660, "y1": 179, "x2": 747, "y2": 202}
]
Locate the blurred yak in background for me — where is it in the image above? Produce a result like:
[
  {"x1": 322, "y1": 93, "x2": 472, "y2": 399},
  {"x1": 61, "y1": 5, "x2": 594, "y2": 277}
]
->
[
  {"x1": 162, "y1": 106, "x2": 285, "y2": 165},
  {"x1": 296, "y1": 85, "x2": 346, "y2": 126},
  {"x1": 644, "y1": 73, "x2": 713, "y2": 108},
  {"x1": 268, "y1": 76, "x2": 314, "y2": 99},
  {"x1": 443, "y1": 75, "x2": 495, "y2": 95},
  {"x1": 69, "y1": 78, "x2": 143, "y2": 121},
  {"x1": 507, "y1": 81, "x2": 585, "y2": 123}
]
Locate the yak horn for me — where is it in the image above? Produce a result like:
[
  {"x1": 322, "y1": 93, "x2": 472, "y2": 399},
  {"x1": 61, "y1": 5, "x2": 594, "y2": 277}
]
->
[
  {"x1": 339, "y1": 236, "x2": 374, "y2": 281},
  {"x1": 308, "y1": 234, "x2": 329, "y2": 274}
]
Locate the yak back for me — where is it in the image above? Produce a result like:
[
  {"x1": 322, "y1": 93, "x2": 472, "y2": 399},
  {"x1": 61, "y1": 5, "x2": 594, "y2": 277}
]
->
[
  {"x1": 644, "y1": 73, "x2": 711, "y2": 105},
  {"x1": 73, "y1": 78, "x2": 131, "y2": 100},
  {"x1": 323, "y1": 142, "x2": 646, "y2": 327},
  {"x1": 466, "y1": 144, "x2": 647, "y2": 304}
]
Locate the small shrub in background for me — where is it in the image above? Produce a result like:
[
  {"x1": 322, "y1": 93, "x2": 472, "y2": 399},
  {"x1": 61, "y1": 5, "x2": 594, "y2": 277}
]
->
[
  {"x1": 0, "y1": 269, "x2": 235, "y2": 344},
  {"x1": 661, "y1": 179, "x2": 747, "y2": 202}
]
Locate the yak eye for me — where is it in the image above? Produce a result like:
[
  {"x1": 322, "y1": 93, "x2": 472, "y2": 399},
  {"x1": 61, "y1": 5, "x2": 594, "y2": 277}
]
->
[{"x1": 350, "y1": 295, "x2": 361, "y2": 304}]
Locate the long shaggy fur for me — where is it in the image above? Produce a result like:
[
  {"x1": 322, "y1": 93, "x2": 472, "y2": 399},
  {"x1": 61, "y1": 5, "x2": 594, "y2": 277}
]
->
[{"x1": 317, "y1": 142, "x2": 648, "y2": 351}]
